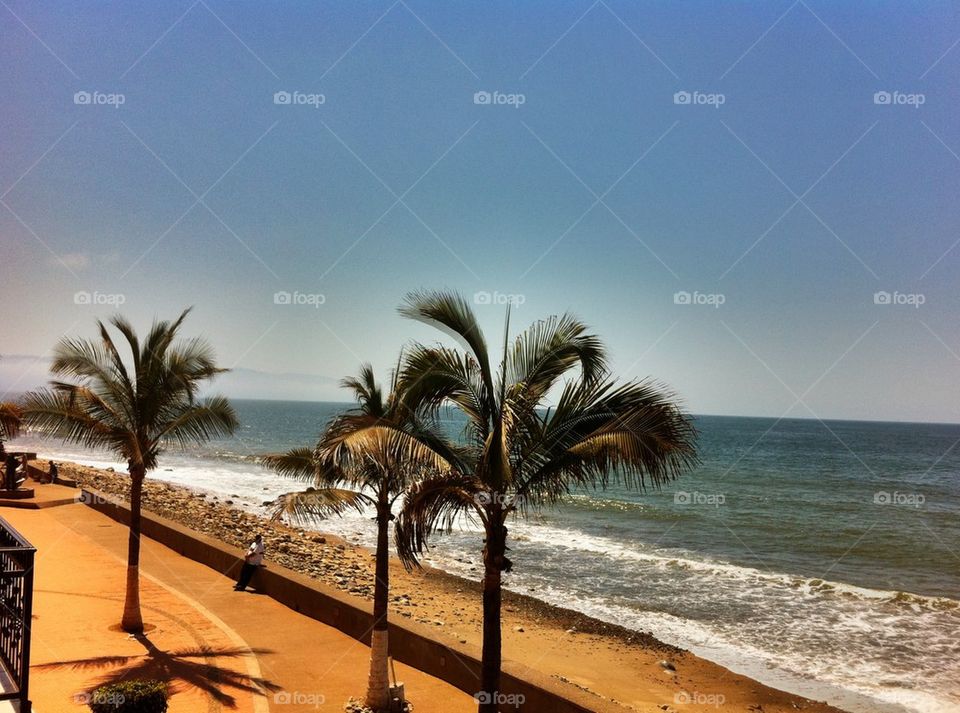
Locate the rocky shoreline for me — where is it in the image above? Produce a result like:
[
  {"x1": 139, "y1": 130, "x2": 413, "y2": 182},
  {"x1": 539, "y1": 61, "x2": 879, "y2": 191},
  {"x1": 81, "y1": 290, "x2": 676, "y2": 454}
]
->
[
  {"x1": 63, "y1": 462, "x2": 677, "y2": 650},
  {"x1": 57, "y1": 460, "x2": 845, "y2": 713}
]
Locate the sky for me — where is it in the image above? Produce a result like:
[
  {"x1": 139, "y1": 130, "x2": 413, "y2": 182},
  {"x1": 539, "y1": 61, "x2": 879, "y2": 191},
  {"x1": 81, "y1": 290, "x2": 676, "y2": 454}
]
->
[{"x1": 1, "y1": 1, "x2": 958, "y2": 422}]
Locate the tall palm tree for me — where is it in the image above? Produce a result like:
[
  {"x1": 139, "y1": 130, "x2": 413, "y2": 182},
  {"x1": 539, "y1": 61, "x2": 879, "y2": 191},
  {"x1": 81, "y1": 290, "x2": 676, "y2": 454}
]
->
[
  {"x1": 394, "y1": 290, "x2": 698, "y2": 713},
  {"x1": 23, "y1": 309, "x2": 238, "y2": 632},
  {"x1": 261, "y1": 364, "x2": 456, "y2": 712}
]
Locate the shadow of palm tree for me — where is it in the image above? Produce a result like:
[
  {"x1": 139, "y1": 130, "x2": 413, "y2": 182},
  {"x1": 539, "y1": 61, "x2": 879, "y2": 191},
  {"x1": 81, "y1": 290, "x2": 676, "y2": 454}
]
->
[{"x1": 35, "y1": 633, "x2": 281, "y2": 708}]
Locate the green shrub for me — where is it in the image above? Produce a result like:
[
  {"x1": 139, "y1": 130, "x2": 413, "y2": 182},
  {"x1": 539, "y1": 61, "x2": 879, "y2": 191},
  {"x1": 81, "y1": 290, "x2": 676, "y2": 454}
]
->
[{"x1": 88, "y1": 680, "x2": 168, "y2": 713}]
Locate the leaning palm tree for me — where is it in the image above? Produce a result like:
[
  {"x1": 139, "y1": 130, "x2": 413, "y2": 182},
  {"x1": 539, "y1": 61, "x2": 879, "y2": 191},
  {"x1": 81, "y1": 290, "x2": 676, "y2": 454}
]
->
[
  {"x1": 394, "y1": 290, "x2": 698, "y2": 713},
  {"x1": 0, "y1": 401, "x2": 22, "y2": 458},
  {"x1": 22, "y1": 309, "x2": 237, "y2": 632},
  {"x1": 261, "y1": 364, "x2": 456, "y2": 712}
]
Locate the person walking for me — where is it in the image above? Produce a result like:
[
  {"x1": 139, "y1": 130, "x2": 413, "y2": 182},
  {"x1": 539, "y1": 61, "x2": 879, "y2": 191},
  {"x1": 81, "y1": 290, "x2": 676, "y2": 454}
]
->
[{"x1": 234, "y1": 534, "x2": 265, "y2": 591}]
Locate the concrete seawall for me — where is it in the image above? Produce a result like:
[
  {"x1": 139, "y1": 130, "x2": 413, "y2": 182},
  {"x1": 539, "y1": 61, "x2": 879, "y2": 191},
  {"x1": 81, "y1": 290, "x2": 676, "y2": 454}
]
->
[{"x1": 80, "y1": 488, "x2": 608, "y2": 713}]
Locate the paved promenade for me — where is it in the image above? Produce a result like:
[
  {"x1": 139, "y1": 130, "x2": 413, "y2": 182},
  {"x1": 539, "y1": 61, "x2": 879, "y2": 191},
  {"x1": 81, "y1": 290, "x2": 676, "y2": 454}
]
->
[{"x1": 11, "y1": 501, "x2": 476, "y2": 712}]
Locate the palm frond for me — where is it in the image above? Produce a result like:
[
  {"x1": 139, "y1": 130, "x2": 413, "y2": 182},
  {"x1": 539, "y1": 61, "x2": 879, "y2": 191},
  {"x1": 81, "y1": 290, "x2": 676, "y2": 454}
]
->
[
  {"x1": 267, "y1": 487, "x2": 373, "y2": 523},
  {"x1": 341, "y1": 363, "x2": 384, "y2": 416},
  {"x1": 395, "y1": 472, "x2": 486, "y2": 569},
  {"x1": 398, "y1": 345, "x2": 488, "y2": 430},
  {"x1": 319, "y1": 421, "x2": 454, "y2": 481},
  {"x1": 157, "y1": 396, "x2": 238, "y2": 451},
  {"x1": 0, "y1": 402, "x2": 22, "y2": 443},
  {"x1": 506, "y1": 314, "x2": 607, "y2": 400},
  {"x1": 399, "y1": 290, "x2": 495, "y2": 413},
  {"x1": 21, "y1": 387, "x2": 133, "y2": 455},
  {"x1": 259, "y1": 447, "x2": 322, "y2": 482},
  {"x1": 513, "y1": 379, "x2": 698, "y2": 508}
]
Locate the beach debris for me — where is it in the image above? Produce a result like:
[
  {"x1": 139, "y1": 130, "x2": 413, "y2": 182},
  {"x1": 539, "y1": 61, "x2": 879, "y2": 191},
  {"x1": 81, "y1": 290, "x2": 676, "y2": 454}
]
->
[
  {"x1": 513, "y1": 626, "x2": 525, "y2": 633},
  {"x1": 659, "y1": 659, "x2": 676, "y2": 671}
]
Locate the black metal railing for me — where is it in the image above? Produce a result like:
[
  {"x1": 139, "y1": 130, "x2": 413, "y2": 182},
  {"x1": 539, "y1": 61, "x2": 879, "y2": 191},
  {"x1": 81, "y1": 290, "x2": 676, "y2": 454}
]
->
[{"x1": 0, "y1": 517, "x2": 34, "y2": 711}]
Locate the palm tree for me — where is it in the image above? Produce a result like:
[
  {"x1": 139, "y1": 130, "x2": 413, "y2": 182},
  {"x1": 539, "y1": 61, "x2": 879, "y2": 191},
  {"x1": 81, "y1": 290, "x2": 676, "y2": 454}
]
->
[
  {"x1": 261, "y1": 364, "x2": 456, "y2": 712},
  {"x1": 393, "y1": 290, "x2": 698, "y2": 713},
  {"x1": 23, "y1": 309, "x2": 238, "y2": 632},
  {"x1": 0, "y1": 401, "x2": 22, "y2": 458}
]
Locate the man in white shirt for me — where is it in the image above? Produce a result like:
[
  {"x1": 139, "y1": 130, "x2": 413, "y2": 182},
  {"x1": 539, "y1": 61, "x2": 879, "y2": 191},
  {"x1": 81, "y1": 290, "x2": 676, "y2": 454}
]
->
[{"x1": 234, "y1": 534, "x2": 265, "y2": 591}]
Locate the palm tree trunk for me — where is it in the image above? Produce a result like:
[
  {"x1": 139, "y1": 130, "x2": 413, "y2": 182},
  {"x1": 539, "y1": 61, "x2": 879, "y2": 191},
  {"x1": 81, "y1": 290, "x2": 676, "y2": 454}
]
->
[
  {"x1": 121, "y1": 465, "x2": 145, "y2": 633},
  {"x1": 479, "y1": 521, "x2": 506, "y2": 713},
  {"x1": 365, "y1": 502, "x2": 391, "y2": 711}
]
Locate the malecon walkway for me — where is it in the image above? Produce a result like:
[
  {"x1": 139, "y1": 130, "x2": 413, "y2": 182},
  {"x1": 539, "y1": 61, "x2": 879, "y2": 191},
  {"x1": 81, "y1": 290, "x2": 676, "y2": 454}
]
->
[{"x1": 11, "y1": 494, "x2": 476, "y2": 712}]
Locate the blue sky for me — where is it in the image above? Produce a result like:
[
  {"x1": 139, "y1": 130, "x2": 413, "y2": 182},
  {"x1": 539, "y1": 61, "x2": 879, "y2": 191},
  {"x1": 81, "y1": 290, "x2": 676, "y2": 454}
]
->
[{"x1": 1, "y1": 1, "x2": 959, "y2": 422}]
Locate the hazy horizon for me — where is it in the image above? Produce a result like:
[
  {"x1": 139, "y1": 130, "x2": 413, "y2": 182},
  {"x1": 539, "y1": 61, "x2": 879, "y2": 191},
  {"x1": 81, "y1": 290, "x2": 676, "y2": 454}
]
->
[{"x1": 3, "y1": 356, "x2": 959, "y2": 427}]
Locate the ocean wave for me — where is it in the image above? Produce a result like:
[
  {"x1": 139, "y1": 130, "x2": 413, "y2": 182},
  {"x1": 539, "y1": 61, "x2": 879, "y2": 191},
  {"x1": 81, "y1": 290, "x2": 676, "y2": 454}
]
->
[{"x1": 506, "y1": 519, "x2": 960, "y2": 612}]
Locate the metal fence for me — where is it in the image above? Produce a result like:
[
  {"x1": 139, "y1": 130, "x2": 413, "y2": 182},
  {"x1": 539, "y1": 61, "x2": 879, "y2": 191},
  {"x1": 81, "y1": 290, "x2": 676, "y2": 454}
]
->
[{"x1": 0, "y1": 517, "x2": 34, "y2": 711}]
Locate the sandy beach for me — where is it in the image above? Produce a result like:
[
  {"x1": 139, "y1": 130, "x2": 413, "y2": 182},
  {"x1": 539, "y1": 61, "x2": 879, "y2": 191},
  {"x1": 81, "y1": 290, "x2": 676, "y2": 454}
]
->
[{"x1": 55, "y1": 460, "x2": 846, "y2": 713}]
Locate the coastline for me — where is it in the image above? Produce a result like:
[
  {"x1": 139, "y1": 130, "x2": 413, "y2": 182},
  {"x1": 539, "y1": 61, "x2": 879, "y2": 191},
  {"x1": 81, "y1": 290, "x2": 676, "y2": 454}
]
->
[{"x1": 55, "y1": 460, "x2": 851, "y2": 713}]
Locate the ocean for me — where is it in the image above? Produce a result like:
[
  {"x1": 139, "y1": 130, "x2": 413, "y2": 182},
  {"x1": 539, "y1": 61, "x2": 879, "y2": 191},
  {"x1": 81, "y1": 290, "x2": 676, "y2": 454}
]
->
[{"x1": 10, "y1": 400, "x2": 960, "y2": 713}]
